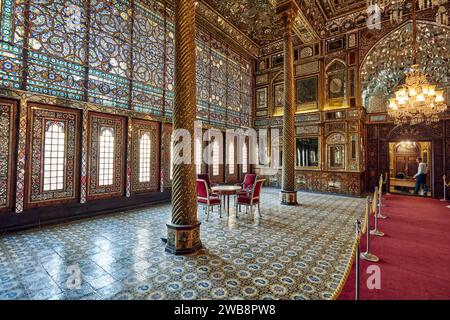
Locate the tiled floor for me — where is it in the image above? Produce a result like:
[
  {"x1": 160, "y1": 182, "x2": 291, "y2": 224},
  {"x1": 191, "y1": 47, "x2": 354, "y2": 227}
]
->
[{"x1": 0, "y1": 188, "x2": 364, "y2": 300}]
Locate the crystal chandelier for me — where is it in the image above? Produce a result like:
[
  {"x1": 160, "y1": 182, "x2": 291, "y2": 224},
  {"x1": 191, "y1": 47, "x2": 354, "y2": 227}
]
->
[{"x1": 387, "y1": 0, "x2": 447, "y2": 125}]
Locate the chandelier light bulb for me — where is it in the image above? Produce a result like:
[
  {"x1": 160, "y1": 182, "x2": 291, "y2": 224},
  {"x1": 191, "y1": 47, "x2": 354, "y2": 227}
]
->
[
  {"x1": 428, "y1": 85, "x2": 436, "y2": 96},
  {"x1": 435, "y1": 91, "x2": 444, "y2": 102},
  {"x1": 409, "y1": 87, "x2": 417, "y2": 96}
]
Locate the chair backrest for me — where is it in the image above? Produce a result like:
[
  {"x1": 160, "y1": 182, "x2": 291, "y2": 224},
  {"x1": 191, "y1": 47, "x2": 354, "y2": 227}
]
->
[
  {"x1": 251, "y1": 179, "x2": 265, "y2": 200},
  {"x1": 197, "y1": 174, "x2": 211, "y2": 189},
  {"x1": 243, "y1": 174, "x2": 257, "y2": 189},
  {"x1": 196, "y1": 179, "x2": 209, "y2": 198}
]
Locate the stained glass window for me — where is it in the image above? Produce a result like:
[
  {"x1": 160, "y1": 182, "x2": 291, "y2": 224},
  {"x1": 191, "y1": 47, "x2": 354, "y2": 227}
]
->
[
  {"x1": 212, "y1": 140, "x2": 220, "y2": 176},
  {"x1": 228, "y1": 141, "x2": 235, "y2": 175},
  {"x1": 0, "y1": 0, "x2": 252, "y2": 127},
  {"x1": 242, "y1": 143, "x2": 248, "y2": 174},
  {"x1": 98, "y1": 127, "x2": 114, "y2": 186},
  {"x1": 195, "y1": 137, "x2": 202, "y2": 175},
  {"x1": 139, "y1": 133, "x2": 151, "y2": 183},
  {"x1": 43, "y1": 121, "x2": 65, "y2": 191}
]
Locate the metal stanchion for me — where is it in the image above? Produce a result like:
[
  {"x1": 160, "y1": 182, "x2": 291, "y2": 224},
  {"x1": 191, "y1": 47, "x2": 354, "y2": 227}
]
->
[
  {"x1": 377, "y1": 191, "x2": 387, "y2": 219},
  {"x1": 360, "y1": 196, "x2": 379, "y2": 262},
  {"x1": 378, "y1": 173, "x2": 388, "y2": 207},
  {"x1": 370, "y1": 187, "x2": 385, "y2": 237},
  {"x1": 355, "y1": 220, "x2": 361, "y2": 300},
  {"x1": 441, "y1": 175, "x2": 449, "y2": 202}
]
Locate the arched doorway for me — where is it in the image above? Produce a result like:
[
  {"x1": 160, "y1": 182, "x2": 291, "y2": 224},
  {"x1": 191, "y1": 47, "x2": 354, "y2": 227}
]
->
[
  {"x1": 389, "y1": 140, "x2": 432, "y2": 196},
  {"x1": 360, "y1": 20, "x2": 449, "y2": 199}
]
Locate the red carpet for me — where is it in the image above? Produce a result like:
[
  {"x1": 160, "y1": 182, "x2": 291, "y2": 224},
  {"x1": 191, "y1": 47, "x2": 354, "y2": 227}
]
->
[{"x1": 338, "y1": 194, "x2": 450, "y2": 300}]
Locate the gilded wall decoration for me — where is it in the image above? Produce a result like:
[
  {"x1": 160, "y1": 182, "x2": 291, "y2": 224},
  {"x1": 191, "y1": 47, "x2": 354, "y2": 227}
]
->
[
  {"x1": 299, "y1": 46, "x2": 313, "y2": 59},
  {"x1": 131, "y1": 119, "x2": 160, "y2": 193},
  {"x1": 295, "y1": 61, "x2": 319, "y2": 76},
  {"x1": 256, "y1": 74, "x2": 269, "y2": 85},
  {"x1": 326, "y1": 60, "x2": 347, "y2": 109},
  {"x1": 87, "y1": 113, "x2": 125, "y2": 199},
  {"x1": 295, "y1": 113, "x2": 320, "y2": 123},
  {"x1": 296, "y1": 76, "x2": 318, "y2": 112},
  {"x1": 0, "y1": 100, "x2": 15, "y2": 211},
  {"x1": 27, "y1": 105, "x2": 80, "y2": 206},
  {"x1": 256, "y1": 87, "x2": 268, "y2": 110},
  {"x1": 325, "y1": 122, "x2": 346, "y2": 135},
  {"x1": 273, "y1": 83, "x2": 284, "y2": 115},
  {"x1": 296, "y1": 125, "x2": 319, "y2": 135}
]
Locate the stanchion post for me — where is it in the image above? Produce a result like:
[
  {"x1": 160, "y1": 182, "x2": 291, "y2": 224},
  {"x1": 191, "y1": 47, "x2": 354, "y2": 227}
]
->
[
  {"x1": 361, "y1": 196, "x2": 379, "y2": 262},
  {"x1": 355, "y1": 220, "x2": 361, "y2": 301},
  {"x1": 370, "y1": 187, "x2": 385, "y2": 237},
  {"x1": 441, "y1": 175, "x2": 448, "y2": 202}
]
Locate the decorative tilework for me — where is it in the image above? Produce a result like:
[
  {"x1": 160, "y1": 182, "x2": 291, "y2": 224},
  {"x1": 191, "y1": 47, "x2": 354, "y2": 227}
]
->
[
  {"x1": 0, "y1": 189, "x2": 364, "y2": 300},
  {"x1": 0, "y1": 101, "x2": 14, "y2": 210},
  {"x1": 14, "y1": 97, "x2": 27, "y2": 213}
]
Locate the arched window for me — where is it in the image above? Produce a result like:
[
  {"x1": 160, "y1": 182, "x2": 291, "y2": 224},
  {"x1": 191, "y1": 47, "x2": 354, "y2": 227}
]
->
[
  {"x1": 212, "y1": 140, "x2": 220, "y2": 176},
  {"x1": 242, "y1": 143, "x2": 248, "y2": 174},
  {"x1": 43, "y1": 121, "x2": 65, "y2": 191},
  {"x1": 99, "y1": 127, "x2": 114, "y2": 186},
  {"x1": 139, "y1": 133, "x2": 151, "y2": 183},
  {"x1": 195, "y1": 137, "x2": 202, "y2": 174},
  {"x1": 228, "y1": 140, "x2": 235, "y2": 175}
]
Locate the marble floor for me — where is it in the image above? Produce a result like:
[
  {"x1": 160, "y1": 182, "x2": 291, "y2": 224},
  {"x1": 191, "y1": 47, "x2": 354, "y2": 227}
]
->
[{"x1": 0, "y1": 189, "x2": 364, "y2": 300}]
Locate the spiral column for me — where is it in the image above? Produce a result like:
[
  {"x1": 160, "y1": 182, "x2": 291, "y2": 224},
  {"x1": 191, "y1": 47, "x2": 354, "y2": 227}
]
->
[
  {"x1": 278, "y1": 1, "x2": 298, "y2": 205},
  {"x1": 165, "y1": 0, "x2": 201, "y2": 254}
]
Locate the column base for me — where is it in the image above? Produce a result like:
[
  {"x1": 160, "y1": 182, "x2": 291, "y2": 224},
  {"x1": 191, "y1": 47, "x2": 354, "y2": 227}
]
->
[
  {"x1": 280, "y1": 190, "x2": 298, "y2": 205},
  {"x1": 165, "y1": 222, "x2": 202, "y2": 255}
]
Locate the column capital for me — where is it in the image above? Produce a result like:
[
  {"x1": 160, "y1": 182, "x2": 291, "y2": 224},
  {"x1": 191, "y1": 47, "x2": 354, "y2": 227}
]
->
[{"x1": 276, "y1": 0, "x2": 299, "y2": 31}]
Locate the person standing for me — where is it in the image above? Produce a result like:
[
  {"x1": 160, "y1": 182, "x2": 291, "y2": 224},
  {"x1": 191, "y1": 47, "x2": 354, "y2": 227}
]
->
[{"x1": 413, "y1": 157, "x2": 428, "y2": 196}]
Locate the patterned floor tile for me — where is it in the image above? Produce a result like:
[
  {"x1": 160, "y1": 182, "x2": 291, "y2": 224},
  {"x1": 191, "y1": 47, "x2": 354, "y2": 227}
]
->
[{"x1": 0, "y1": 189, "x2": 364, "y2": 300}]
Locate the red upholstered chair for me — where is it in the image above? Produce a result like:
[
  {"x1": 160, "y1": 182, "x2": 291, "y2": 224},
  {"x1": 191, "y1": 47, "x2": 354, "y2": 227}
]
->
[
  {"x1": 236, "y1": 173, "x2": 257, "y2": 196},
  {"x1": 196, "y1": 179, "x2": 221, "y2": 221},
  {"x1": 197, "y1": 173, "x2": 218, "y2": 196},
  {"x1": 236, "y1": 179, "x2": 265, "y2": 217}
]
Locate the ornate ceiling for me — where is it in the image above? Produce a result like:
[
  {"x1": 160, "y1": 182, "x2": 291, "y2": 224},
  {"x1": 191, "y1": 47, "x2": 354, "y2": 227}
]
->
[
  {"x1": 315, "y1": 0, "x2": 366, "y2": 19},
  {"x1": 200, "y1": 0, "x2": 284, "y2": 46}
]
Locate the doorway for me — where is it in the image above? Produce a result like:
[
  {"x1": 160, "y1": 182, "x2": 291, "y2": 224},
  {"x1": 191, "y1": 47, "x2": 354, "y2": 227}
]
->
[{"x1": 389, "y1": 141, "x2": 432, "y2": 196}]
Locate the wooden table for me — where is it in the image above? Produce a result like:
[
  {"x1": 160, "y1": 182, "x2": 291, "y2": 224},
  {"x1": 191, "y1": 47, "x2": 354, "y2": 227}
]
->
[
  {"x1": 211, "y1": 185, "x2": 242, "y2": 216},
  {"x1": 390, "y1": 178, "x2": 416, "y2": 188}
]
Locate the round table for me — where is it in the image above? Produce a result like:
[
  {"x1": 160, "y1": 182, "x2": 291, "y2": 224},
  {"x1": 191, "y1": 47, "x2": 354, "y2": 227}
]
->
[{"x1": 211, "y1": 185, "x2": 242, "y2": 216}]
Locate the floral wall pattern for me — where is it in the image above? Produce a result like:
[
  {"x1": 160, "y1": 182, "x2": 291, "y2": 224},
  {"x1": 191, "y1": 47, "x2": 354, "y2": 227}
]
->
[
  {"x1": 0, "y1": 100, "x2": 15, "y2": 211},
  {"x1": 0, "y1": 0, "x2": 252, "y2": 128}
]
